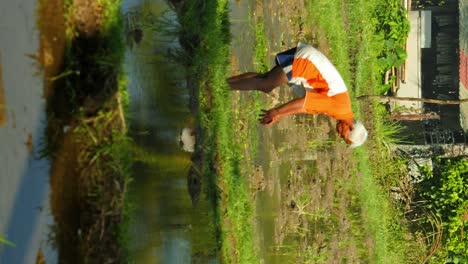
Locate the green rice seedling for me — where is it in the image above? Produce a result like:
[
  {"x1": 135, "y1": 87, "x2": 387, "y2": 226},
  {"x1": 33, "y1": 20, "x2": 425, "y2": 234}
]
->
[
  {"x1": 372, "y1": 103, "x2": 407, "y2": 149},
  {"x1": 0, "y1": 235, "x2": 15, "y2": 247},
  {"x1": 253, "y1": 16, "x2": 269, "y2": 73},
  {"x1": 40, "y1": 0, "x2": 134, "y2": 261}
]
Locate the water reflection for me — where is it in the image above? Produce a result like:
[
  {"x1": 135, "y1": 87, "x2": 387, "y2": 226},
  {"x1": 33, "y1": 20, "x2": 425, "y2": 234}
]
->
[{"x1": 122, "y1": 0, "x2": 218, "y2": 262}]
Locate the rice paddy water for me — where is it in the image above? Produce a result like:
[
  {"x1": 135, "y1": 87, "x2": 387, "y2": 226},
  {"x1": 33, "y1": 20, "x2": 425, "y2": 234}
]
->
[{"x1": 122, "y1": 0, "x2": 219, "y2": 262}]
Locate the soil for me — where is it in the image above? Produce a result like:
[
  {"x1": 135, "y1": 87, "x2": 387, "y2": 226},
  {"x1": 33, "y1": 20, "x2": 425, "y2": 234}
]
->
[
  {"x1": 229, "y1": 0, "x2": 362, "y2": 262},
  {"x1": 72, "y1": 0, "x2": 104, "y2": 37},
  {"x1": 37, "y1": 0, "x2": 67, "y2": 98},
  {"x1": 25, "y1": 132, "x2": 33, "y2": 153}
]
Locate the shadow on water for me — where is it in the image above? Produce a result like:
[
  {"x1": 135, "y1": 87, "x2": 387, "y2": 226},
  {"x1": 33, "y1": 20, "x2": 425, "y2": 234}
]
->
[{"x1": 122, "y1": 0, "x2": 219, "y2": 262}]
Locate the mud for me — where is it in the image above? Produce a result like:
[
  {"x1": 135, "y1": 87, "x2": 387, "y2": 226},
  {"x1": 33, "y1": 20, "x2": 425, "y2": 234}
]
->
[
  {"x1": 37, "y1": 0, "x2": 67, "y2": 98},
  {"x1": 36, "y1": 1, "x2": 82, "y2": 261},
  {"x1": 25, "y1": 132, "x2": 33, "y2": 153},
  {"x1": 73, "y1": 0, "x2": 104, "y2": 37},
  {"x1": 50, "y1": 157, "x2": 79, "y2": 262}
]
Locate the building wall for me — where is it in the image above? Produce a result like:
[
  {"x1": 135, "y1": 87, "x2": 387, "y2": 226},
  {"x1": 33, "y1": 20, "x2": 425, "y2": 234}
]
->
[{"x1": 397, "y1": 11, "x2": 425, "y2": 111}]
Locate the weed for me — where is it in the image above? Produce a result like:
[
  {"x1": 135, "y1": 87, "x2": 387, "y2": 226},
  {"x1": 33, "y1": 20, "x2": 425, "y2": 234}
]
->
[
  {"x1": 41, "y1": 0, "x2": 133, "y2": 262},
  {"x1": 417, "y1": 158, "x2": 468, "y2": 262},
  {"x1": 0, "y1": 235, "x2": 15, "y2": 247},
  {"x1": 253, "y1": 16, "x2": 269, "y2": 73}
]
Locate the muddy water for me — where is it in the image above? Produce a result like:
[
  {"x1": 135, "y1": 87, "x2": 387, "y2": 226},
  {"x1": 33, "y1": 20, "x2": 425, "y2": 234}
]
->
[
  {"x1": 0, "y1": 0, "x2": 56, "y2": 263},
  {"x1": 122, "y1": 0, "x2": 218, "y2": 263},
  {"x1": 228, "y1": 0, "x2": 308, "y2": 263}
]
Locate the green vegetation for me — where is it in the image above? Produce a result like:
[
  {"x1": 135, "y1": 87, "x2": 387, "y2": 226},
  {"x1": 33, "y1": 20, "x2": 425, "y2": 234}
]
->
[
  {"x1": 375, "y1": 0, "x2": 410, "y2": 75},
  {"x1": 173, "y1": 0, "x2": 419, "y2": 262},
  {"x1": 253, "y1": 16, "x2": 269, "y2": 73},
  {"x1": 241, "y1": 13, "x2": 269, "y2": 161},
  {"x1": 40, "y1": 0, "x2": 133, "y2": 262},
  {"x1": 301, "y1": 0, "x2": 417, "y2": 262},
  {"x1": 0, "y1": 235, "x2": 15, "y2": 247},
  {"x1": 166, "y1": 0, "x2": 462, "y2": 263},
  {"x1": 418, "y1": 158, "x2": 468, "y2": 263},
  {"x1": 172, "y1": 0, "x2": 260, "y2": 262}
]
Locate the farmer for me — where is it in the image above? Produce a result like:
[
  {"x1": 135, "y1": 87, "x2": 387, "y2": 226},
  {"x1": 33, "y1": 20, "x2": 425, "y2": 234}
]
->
[{"x1": 228, "y1": 42, "x2": 368, "y2": 148}]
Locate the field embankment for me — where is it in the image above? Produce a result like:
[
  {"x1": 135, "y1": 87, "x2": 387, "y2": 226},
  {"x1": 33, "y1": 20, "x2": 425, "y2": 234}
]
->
[{"x1": 38, "y1": 0, "x2": 132, "y2": 262}]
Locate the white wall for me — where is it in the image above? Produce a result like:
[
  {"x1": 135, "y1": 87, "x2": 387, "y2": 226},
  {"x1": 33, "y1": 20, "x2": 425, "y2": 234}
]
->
[{"x1": 396, "y1": 11, "x2": 432, "y2": 112}]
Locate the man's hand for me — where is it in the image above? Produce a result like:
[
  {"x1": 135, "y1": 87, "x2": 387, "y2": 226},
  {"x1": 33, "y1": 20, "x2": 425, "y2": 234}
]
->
[
  {"x1": 258, "y1": 97, "x2": 307, "y2": 126},
  {"x1": 258, "y1": 109, "x2": 279, "y2": 125},
  {"x1": 336, "y1": 119, "x2": 354, "y2": 144}
]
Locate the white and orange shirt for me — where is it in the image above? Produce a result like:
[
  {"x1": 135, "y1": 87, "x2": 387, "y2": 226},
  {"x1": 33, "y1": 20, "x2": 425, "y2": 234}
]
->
[{"x1": 277, "y1": 42, "x2": 354, "y2": 121}]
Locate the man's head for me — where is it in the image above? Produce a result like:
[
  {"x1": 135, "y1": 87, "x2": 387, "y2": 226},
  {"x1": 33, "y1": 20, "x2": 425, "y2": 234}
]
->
[{"x1": 336, "y1": 119, "x2": 368, "y2": 148}]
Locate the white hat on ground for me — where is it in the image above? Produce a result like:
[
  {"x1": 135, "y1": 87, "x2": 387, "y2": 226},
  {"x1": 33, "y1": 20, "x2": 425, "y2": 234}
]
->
[{"x1": 349, "y1": 120, "x2": 368, "y2": 148}]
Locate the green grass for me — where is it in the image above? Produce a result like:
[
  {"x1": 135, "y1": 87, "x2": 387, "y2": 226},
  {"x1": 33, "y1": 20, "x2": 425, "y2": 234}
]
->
[
  {"x1": 349, "y1": 1, "x2": 425, "y2": 263},
  {"x1": 305, "y1": 0, "x2": 422, "y2": 263},
  {"x1": 178, "y1": 0, "x2": 259, "y2": 262},
  {"x1": 241, "y1": 13, "x2": 269, "y2": 161},
  {"x1": 41, "y1": 0, "x2": 134, "y2": 262},
  {"x1": 305, "y1": 0, "x2": 352, "y2": 89},
  {"x1": 253, "y1": 15, "x2": 269, "y2": 73},
  {"x1": 174, "y1": 0, "x2": 426, "y2": 262}
]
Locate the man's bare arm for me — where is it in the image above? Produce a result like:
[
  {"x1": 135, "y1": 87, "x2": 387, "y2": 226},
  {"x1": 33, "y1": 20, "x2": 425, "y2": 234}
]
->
[{"x1": 259, "y1": 97, "x2": 308, "y2": 125}]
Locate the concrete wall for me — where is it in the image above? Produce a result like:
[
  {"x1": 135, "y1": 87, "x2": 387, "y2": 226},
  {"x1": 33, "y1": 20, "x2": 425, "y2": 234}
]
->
[{"x1": 396, "y1": 11, "x2": 431, "y2": 111}]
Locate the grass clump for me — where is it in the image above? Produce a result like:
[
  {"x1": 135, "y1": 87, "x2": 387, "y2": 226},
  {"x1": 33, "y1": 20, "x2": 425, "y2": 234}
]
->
[
  {"x1": 174, "y1": 0, "x2": 260, "y2": 262},
  {"x1": 416, "y1": 158, "x2": 468, "y2": 263},
  {"x1": 253, "y1": 16, "x2": 269, "y2": 73},
  {"x1": 40, "y1": 0, "x2": 133, "y2": 262}
]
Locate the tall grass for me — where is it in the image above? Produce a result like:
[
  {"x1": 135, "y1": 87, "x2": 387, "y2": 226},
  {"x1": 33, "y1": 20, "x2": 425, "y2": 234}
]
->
[
  {"x1": 44, "y1": 0, "x2": 134, "y2": 261},
  {"x1": 179, "y1": 0, "x2": 260, "y2": 262},
  {"x1": 240, "y1": 13, "x2": 270, "y2": 161}
]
